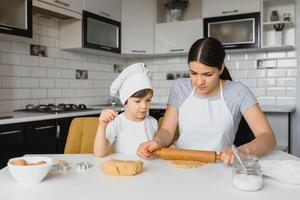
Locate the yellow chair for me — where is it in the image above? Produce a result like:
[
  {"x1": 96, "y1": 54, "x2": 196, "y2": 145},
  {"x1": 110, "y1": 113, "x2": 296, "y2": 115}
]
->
[
  {"x1": 64, "y1": 117, "x2": 99, "y2": 154},
  {"x1": 158, "y1": 117, "x2": 180, "y2": 142}
]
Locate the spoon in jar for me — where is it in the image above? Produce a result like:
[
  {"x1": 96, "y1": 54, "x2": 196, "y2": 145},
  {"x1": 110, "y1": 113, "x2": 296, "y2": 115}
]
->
[{"x1": 231, "y1": 144, "x2": 247, "y2": 171}]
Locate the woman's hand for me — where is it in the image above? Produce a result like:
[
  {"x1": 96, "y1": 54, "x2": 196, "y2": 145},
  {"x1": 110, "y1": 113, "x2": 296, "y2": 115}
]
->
[
  {"x1": 98, "y1": 109, "x2": 118, "y2": 128},
  {"x1": 220, "y1": 146, "x2": 250, "y2": 165},
  {"x1": 137, "y1": 139, "x2": 161, "y2": 159}
]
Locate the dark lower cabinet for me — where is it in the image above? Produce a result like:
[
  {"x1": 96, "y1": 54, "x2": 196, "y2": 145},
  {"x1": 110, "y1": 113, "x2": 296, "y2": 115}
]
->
[
  {"x1": 57, "y1": 117, "x2": 74, "y2": 153},
  {"x1": 24, "y1": 120, "x2": 58, "y2": 154},
  {"x1": 0, "y1": 123, "x2": 25, "y2": 169},
  {"x1": 0, "y1": 114, "x2": 100, "y2": 169}
]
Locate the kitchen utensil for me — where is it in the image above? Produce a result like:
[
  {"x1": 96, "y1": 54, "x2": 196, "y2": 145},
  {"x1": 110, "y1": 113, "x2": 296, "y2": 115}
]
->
[
  {"x1": 231, "y1": 144, "x2": 247, "y2": 171},
  {"x1": 153, "y1": 148, "x2": 221, "y2": 163}
]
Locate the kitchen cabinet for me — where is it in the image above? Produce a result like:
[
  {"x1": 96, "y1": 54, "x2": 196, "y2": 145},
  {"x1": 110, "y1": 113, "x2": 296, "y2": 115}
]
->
[
  {"x1": 57, "y1": 117, "x2": 74, "y2": 153},
  {"x1": 265, "y1": 112, "x2": 290, "y2": 152},
  {"x1": 121, "y1": 0, "x2": 155, "y2": 54},
  {"x1": 24, "y1": 120, "x2": 58, "y2": 154},
  {"x1": 83, "y1": 0, "x2": 121, "y2": 21},
  {"x1": 261, "y1": 0, "x2": 295, "y2": 49},
  {"x1": 0, "y1": 114, "x2": 100, "y2": 169},
  {"x1": 202, "y1": 0, "x2": 260, "y2": 18},
  {"x1": 0, "y1": 0, "x2": 32, "y2": 38},
  {"x1": 0, "y1": 123, "x2": 25, "y2": 169},
  {"x1": 36, "y1": 0, "x2": 82, "y2": 13},
  {"x1": 155, "y1": 19, "x2": 203, "y2": 54},
  {"x1": 154, "y1": 0, "x2": 202, "y2": 55},
  {"x1": 32, "y1": 0, "x2": 82, "y2": 19}
]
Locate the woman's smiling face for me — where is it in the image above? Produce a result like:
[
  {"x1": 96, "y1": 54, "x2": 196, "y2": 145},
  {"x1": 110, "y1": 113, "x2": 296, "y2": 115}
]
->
[{"x1": 189, "y1": 61, "x2": 224, "y2": 96}]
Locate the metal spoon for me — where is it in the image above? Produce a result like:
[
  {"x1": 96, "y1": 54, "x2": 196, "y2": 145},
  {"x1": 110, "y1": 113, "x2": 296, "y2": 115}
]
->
[{"x1": 231, "y1": 144, "x2": 247, "y2": 171}]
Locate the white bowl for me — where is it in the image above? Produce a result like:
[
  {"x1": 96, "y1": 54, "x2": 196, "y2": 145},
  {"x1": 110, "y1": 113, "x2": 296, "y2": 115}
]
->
[{"x1": 8, "y1": 156, "x2": 53, "y2": 184}]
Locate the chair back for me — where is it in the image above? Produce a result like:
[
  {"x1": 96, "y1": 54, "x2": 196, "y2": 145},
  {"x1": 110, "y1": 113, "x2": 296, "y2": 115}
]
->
[{"x1": 64, "y1": 117, "x2": 99, "y2": 154}]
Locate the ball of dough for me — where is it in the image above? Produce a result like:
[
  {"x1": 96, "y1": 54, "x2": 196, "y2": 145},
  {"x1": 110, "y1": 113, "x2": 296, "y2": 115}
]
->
[{"x1": 101, "y1": 159, "x2": 143, "y2": 176}]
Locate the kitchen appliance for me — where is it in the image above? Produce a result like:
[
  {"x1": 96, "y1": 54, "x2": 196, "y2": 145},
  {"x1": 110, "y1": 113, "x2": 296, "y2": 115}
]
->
[
  {"x1": 82, "y1": 10, "x2": 121, "y2": 53},
  {"x1": 203, "y1": 12, "x2": 260, "y2": 49},
  {"x1": 0, "y1": 0, "x2": 32, "y2": 37},
  {"x1": 15, "y1": 104, "x2": 93, "y2": 113},
  {"x1": 153, "y1": 148, "x2": 221, "y2": 163}
]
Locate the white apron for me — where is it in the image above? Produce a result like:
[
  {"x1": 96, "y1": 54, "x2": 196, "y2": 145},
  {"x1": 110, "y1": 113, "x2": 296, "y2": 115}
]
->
[{"x1": 177, "y1": 81, "x2": 235, "y2": 152}]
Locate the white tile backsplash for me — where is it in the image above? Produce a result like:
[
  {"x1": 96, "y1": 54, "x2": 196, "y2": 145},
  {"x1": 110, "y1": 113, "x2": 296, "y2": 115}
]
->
[
  {"x1": 11, "y1": 42, "x2": 29, "y2": 54},
  {"x1": 266, "y1": 88, "x2": 286, "y2": 96},
  {"x1": 267, "y1": 69, "x2": 286, "y2": 77},
  {"x1": 21, "y1": 55, "x2": 39, "y2": 66},
  {"x1": 2, "y1": 53, "x2": 21, "y2": 65},
  {"x1": 277, "y1": 58, "x2": 297, "y2": 68},
  {"x1": 238, "y1": 60, "x2": 257, "y2": 69},
  {"x1": 130, "y1": 49, "x2": 297, "y2": 106},
  {"x1": 2, "y1": 77, "x2": 21, "y2": 88},
  {"x1": 31, "y1": 67, "x2": 47, "y2": 77},
  {"x1": 257, "y1": 78, "x2": 276, "y2": 87},
  {"x1": 0, "y1": 40, "x2": 11, "y2": 52},
  {"x1": 39, "y1": 78, "x2": 55, "y2": 88},
  {"x1": 31, "y1": 89, "x2": 47, "y2": 98},
  {"x1": 21, "y1": 78, "x2": 39, "y2": 88},
  {"x1": 277, "y1": 78, "x2": 296, "y2": 87},
  {"x1": 0, "y1": 15, "x2": 297, "y2": 111},
  {"x1": 0, "y1": 64, "x2": 12, "y2": 76}
]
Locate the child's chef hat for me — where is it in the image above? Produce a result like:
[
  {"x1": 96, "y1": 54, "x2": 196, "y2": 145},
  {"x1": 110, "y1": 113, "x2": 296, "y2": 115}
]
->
[{"x1": 110, "y1": 63, "x2": 152, "y2": 105}]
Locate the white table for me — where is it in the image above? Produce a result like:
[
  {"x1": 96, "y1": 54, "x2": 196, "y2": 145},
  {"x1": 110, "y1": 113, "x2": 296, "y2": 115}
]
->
[{"x1": 0, "y1": 150, "x2": 299, "y2": 200}]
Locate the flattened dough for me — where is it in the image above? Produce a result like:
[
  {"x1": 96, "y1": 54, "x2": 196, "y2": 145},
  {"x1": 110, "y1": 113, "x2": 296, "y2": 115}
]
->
[
  {"x1": 171, "y1": 160, "x2": 206, "y2": 169},
  {"x1": 101, "y1": 159, "x2": 143, "y2": 176}
]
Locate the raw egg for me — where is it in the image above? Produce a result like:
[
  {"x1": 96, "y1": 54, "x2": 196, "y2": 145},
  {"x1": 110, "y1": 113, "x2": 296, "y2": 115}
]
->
[
  {"x1": 12, "y1": 159, "x2": 28, "y2": 166},
  {"x1": 36, "y1": 161, "x2": 47, "y2": 165}
]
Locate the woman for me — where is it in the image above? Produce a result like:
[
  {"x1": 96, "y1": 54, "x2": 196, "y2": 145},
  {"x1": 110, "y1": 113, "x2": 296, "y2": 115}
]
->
[{"x1": 137, "y1": 37, "x2": 276, "y2": 164}]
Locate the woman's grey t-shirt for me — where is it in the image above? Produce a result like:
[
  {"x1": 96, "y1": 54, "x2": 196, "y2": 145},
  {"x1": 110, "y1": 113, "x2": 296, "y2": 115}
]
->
[{"x1": 167, "y1": 78, "x2": 258, "y2": 135}]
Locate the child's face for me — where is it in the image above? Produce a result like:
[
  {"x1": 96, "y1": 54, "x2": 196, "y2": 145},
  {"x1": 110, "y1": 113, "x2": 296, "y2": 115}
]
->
[{"x1": 124, "y1": 92, "x2": 153, "y2": 121}]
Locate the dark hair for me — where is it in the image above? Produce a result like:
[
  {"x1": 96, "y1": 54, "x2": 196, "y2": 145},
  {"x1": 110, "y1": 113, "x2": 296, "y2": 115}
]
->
[
  {"x1": 188, "y1": 37, "x2": 232, "y2": 81},
  {"x1": 131, "y1": 88, "x2": 153, "y2": 98},
  {"x1": 124, "y1": 89, "x2": 153, "y2": 105}
]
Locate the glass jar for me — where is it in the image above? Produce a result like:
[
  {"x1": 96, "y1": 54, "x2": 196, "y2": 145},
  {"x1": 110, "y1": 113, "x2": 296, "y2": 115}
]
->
[{"x1": 232, "y1": 155, "x2": 262, "y2": 191}]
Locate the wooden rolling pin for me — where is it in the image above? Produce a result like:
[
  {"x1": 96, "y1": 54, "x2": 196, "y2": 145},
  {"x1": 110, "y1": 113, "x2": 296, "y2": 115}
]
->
[{"x1": 153, "y1": 148, "x2": 221, "y2": 163}]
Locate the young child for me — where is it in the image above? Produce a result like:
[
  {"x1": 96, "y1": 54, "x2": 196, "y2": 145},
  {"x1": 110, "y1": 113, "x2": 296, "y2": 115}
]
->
[{"x1": 94, "y1": 63, "x2": 158, "y2": 157}]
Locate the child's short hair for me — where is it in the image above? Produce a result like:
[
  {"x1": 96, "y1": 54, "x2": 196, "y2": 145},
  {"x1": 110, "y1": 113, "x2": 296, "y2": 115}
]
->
[
  {"x1": 131, "y1": 89, "x2": 153, "y2": 98},
  {"x1": 124, "y1": 89, "x2": 153, "y2": 105}
]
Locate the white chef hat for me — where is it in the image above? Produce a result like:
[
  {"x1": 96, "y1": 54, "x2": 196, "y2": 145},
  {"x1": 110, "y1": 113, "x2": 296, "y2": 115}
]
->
[{"x1": 110, "y1": 63, "x2": 152, "y2": 105}]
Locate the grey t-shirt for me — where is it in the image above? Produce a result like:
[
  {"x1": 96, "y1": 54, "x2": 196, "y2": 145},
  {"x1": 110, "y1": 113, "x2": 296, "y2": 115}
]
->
[{"x1": 167, "y1": 78, "x2": 258, "y2": 134}]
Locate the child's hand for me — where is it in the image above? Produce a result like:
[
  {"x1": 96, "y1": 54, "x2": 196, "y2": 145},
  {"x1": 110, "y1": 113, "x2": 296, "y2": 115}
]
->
[{"x1": 98, "y1": 109, "x2": 118, "y2": 128}]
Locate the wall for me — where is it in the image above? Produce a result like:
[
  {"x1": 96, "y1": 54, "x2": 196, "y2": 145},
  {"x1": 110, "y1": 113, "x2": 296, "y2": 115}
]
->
[
  {"x1": 128, "y1": 50, "x2": 297, "y2": 107},
  {"x1": 0, "y1": 14, "x2": 126, "y2": 112},
  {"x1": 291, "y1": 0, "x2": 300, "y2": 157}
]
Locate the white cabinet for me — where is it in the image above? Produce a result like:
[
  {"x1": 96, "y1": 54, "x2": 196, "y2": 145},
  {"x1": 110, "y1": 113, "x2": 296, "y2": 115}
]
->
[
  {"x1": 265, "y1": 113, "x2": 290, "y2": 152},
  {"x1": 38, "y1": 0, "x2": 82, "y2": 13},
  {"x1": 202, "y1": 0, "x2": 260, "y2": 18},
  {"x1": 154, "y1": 0, "x2": 202, "y2": 55},
  {"x1": 121, "y1": 0, "x2": 155, "y2": 54},
  {"x1": 261, "y1": 0, "x2": 295, "y2": 48},
  {"x1": 83, "y1": 0, "x2": 121, "y2": 21},
  {"x1": 33, "y1": 0, "x2": 82, "y2": 19},
  {"x1": 155, "y1": 19, "x2": 202, "y2": 54}
]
